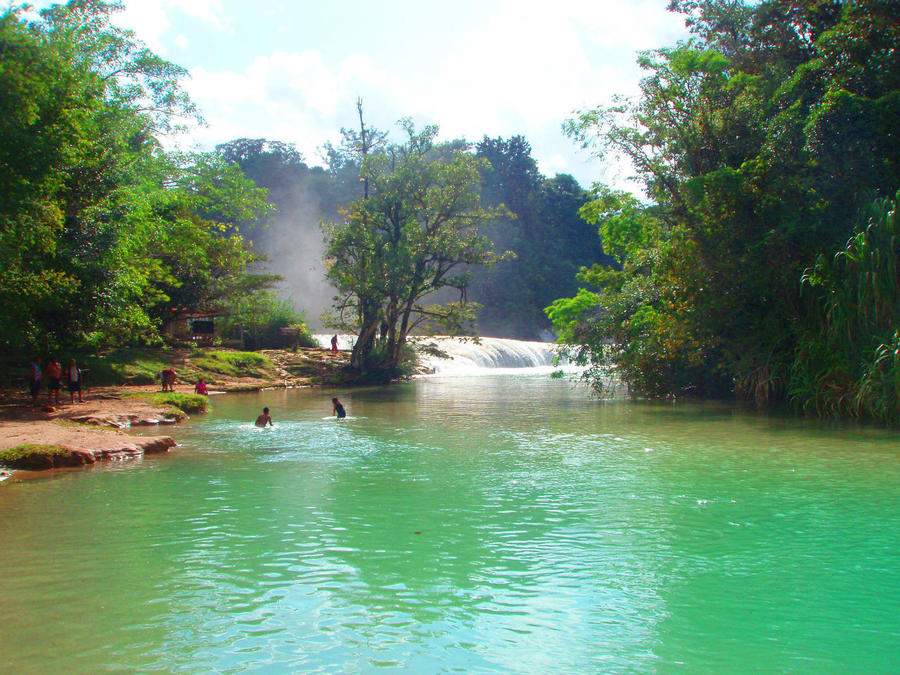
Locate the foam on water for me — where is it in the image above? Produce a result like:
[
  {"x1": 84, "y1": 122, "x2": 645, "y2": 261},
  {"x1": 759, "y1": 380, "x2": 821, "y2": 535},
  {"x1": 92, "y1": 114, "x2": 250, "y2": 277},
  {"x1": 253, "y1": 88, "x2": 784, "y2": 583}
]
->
[{"x1": 314, "y1": 334, "x2": 578, "y2": 377}]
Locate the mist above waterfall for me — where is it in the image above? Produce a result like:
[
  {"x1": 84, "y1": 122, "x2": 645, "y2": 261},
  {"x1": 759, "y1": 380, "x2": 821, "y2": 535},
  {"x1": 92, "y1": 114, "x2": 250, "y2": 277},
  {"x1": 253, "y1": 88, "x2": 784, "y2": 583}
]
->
[
  {"x1": 251, "y1": 203, "x2": 333, "y2": 331},
  {"x1": 220, "y1": 134, "x2": 606, "y2": 340}
]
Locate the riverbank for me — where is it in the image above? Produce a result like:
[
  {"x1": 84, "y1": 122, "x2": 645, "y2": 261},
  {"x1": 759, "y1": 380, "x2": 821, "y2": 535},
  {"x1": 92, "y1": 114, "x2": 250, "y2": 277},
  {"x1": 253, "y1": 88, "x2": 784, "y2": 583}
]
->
[{"x1": 0, "y1": 346, "x2": 353, "y2": 481}]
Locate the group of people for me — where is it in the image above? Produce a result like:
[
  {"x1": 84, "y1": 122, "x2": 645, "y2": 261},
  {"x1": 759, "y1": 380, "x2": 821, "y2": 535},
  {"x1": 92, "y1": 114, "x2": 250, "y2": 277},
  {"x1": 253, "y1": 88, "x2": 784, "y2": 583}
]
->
[
  {"x1": 254, "y1": 397, "x2": 346, "y2": 427},
  {"x1": 29, "y1": 357, "x2": 83, "y2": 406},
  {"x1": 27, "y1": 357, "x2": 346, "y2": 422}
]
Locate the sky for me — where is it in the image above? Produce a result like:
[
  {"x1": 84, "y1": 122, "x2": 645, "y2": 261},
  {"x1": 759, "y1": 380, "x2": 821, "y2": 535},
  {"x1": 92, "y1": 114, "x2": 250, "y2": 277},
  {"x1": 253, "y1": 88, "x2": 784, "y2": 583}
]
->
[{"x1": 24, "y1": 0, "x2": 690, "y2": 189}]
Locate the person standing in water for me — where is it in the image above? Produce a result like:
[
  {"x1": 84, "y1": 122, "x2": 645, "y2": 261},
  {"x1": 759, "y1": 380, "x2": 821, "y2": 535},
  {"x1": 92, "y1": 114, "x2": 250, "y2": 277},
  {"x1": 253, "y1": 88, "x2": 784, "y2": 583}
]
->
[
  {"x1": 255, "y1": 407, "x2": 273, "y2": 427},
  {"x1": 332, "y1": 397, "x2": 346, "y2": 419}
]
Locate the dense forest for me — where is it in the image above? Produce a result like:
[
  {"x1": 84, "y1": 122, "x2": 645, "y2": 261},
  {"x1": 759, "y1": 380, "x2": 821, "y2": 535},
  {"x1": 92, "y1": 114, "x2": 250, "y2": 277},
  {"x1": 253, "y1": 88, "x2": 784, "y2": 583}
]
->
[
  {"x1": 0, "y1": 0, "x2": 602, "y2": 359},
  {"x1": 547, "y1": 0, "x2": 900, "y2": 422},
  {"x1": 0, "y1": 1, "x2": 302, "y2": 354},
  {"x1": 213, "y1": 133, "x2": 607, "y2": 342}
]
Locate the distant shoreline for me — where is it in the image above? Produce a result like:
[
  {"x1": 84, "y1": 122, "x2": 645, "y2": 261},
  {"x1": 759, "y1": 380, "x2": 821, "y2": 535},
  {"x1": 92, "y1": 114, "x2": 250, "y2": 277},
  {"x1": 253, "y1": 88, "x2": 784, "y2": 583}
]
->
[{"x1": 0, "y1": 346, "x2": 354, "y2": 481}]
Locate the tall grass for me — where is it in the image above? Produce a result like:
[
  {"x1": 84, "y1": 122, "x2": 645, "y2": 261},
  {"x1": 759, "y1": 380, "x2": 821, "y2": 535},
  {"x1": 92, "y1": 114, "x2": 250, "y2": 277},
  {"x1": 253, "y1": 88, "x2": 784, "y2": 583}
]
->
[{"x1": 791, "y1": 190, "x2": 899, "y2": 423}]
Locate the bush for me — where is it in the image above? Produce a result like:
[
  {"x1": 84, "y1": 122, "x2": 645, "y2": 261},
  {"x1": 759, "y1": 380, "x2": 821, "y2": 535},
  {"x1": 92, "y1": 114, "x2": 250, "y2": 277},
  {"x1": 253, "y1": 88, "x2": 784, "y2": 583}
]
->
[
  {"x1": 128, "y1": 392, "x2": 210, "y2": 415},
  {"x1": 790, "y1": 191, "x2": 900, "y2": 423},
  {"x1": 220, "y1": 292, "x2": 317, "y2": 349},
  {"x1": 0, "y1": 444, "x2": 71, "y2": 470}
]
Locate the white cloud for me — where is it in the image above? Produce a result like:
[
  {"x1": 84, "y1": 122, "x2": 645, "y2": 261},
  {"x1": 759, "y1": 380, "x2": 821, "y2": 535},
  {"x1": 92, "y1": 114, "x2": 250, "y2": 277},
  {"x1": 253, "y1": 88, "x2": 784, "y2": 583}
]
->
[
  {"x1": 113, "y1": 2, "x2": 171, "y2": 52},
  {"x1": 179, "y1": 50, "x2": 414, "y2": 164},
  {"x1": 141, "y1": 0, "x2": 688, "y2": 186},
  {"x1": 111, "y1": 0, "x2": 228, "y2": 53},
  {"x1": 168, "y1": 0, "x2": 228, "y2": 32}
]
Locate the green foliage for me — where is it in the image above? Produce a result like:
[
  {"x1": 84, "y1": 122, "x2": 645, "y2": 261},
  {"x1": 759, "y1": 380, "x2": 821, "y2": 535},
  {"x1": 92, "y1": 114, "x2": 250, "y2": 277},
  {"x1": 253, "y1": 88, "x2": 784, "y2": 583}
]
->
[
  {"x1": 470, "y1": 137, "x2": 610, "y2": 339},
  {"x1": 188, "y1": 350, "x2": 277, "y2": 379},
  {"x1": 323, "y1": 110, "x2": 506, "y2": 376},
  {"x1": 791, "y1": 192, "x2": 900, "y2": 423},
  {"x1": 132, "y1": 392, "x2": 209, "y2": 415},
  {"x1": 220, "y1": 292, "x2": 316, "y2": 350},
  {"x1": 0, "y1": 2, "x2": 275, "y2": 356},
  {"x1": 0, "y1": 444, "x2": 71, "y2": 470},
  {"x1": 553, "y1": 0, "x2": 900, "y2": 416}
]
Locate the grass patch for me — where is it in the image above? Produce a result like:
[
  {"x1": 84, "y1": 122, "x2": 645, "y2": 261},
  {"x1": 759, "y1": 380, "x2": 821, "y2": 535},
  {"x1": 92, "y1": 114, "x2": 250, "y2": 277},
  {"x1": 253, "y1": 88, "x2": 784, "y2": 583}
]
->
[
  {"x1": 188, "y1": 350, "x2": 277, "y2": 379},
  {"x1": 0, "y1": 444, "x2": 71, "y2": 470},
  {"x1": 129, "y1": 392, "x2": 210, "y2": 415},
  {"x1": 79, "y1": 348, "x2": 172, "y2": 386}
]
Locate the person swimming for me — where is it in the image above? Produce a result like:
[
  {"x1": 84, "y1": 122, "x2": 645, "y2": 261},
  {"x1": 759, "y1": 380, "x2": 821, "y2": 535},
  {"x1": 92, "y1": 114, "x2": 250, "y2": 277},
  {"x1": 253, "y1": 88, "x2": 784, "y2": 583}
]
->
[
  {"x1": 255, "y1": 407, "x2": 273, "y2": 427},
  {"x1": 332, "y1": 397, "x2": 346, "y2": 419}
]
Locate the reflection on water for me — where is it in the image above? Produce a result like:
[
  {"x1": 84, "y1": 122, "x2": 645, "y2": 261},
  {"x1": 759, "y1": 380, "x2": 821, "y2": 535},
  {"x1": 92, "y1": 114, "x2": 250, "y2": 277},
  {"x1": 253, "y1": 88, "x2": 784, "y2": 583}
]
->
[{"x1": 2, "y1": 375, "x2": 900, "y2": 673}]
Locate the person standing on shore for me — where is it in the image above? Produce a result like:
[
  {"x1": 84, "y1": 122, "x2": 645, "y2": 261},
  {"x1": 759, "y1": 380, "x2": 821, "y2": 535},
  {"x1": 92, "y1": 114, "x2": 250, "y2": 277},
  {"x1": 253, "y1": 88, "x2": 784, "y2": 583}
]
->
[
  {"x1": 160, "y1": 368, "x2": 176, "y2": 392},
  {"x1": 66, "y1": 359, "x2": 83, "y2": 403},
  {"x1": 45, "y1": 357, "x2": 62, "y2": 405},
  {"x1": 331, "y1": 335, "x2": 338, "y2": 352},
  {"x1": 28, "y1": 357, "x2": 42, "y2": 406}
]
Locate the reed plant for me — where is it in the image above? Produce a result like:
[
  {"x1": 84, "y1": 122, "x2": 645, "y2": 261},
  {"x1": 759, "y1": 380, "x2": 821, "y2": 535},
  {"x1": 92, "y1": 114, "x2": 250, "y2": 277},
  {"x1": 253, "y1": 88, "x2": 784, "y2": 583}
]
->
[{"x1": 791, "y1": 191, "x2": 899, "y2": 423}]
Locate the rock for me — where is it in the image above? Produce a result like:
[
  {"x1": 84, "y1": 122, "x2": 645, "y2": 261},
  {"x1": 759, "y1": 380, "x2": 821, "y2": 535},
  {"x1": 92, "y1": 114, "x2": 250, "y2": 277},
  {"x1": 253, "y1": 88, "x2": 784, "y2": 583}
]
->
[
  {"x1": 25, "y1": 452, "x2": 57, "y2": 470},
  {"x1": 142, "y1": 437, "x2": 176, "y2": 454},
  {"x1": 69, "y1": 449, "x2": 95, "y2": 465}
]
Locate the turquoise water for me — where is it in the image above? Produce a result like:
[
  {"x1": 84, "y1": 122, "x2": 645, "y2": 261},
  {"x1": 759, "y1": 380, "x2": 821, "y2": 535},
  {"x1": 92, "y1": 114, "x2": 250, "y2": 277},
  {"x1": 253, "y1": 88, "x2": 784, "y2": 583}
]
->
[{"x1": 2, "y1": 375, "x2": 900, "y2": 673}]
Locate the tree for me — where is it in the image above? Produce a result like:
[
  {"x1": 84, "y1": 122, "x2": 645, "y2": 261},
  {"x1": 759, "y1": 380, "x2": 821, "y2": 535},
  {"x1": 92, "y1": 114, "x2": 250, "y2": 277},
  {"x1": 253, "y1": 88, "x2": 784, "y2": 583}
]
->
[
  {"x1": 137, "y1": 152, "x2": 276, "y2": 331},
  {"x1": 0, "y1": 1, "x2": 274, "y2": 353},
  {"x1": 553, "y1": 0, "x2": 900, "y2": 408},
  {"x1": 470, "y1": 137, "x2": 608, "y2": 339},
  {"x1": 0, "y1": 0, "x2": 194, "y2": 351},
  {"x1": 323, "y1": 119, "x2": 505, "y2": 378},
  {"x1": 215, "y1": 137, "x2": 348, "y2": 326}
]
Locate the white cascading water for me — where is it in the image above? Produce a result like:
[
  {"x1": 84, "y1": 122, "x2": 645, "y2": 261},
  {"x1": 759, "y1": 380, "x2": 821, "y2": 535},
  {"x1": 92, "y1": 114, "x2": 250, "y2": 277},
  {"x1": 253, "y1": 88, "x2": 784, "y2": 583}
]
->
[{"x1": 314, "y1": 335, "x2": 575, "y2": 376}]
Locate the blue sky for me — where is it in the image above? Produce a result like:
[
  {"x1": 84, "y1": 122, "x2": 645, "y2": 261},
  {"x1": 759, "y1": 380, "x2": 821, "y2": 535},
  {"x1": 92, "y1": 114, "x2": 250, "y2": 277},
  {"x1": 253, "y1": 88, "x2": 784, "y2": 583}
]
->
[{"x1": 26, "y1": 0, "x2": 689, "y2": 188}]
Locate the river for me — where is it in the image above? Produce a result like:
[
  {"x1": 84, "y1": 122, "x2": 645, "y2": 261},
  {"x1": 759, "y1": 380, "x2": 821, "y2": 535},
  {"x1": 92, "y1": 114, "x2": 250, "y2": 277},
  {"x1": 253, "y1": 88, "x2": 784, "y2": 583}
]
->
[{"x1": 2, "y1": 365, "x2": 900, "y2": 673}]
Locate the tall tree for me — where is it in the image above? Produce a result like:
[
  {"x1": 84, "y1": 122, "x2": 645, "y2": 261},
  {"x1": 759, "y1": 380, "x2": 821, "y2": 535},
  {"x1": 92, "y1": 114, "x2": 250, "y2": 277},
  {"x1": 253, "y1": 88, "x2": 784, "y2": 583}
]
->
[
  {"x1": 323, "y1": 120, "x2": 505, "y2": 377},
  {"x1": 471, "y1": 136, "x2": 609, "y2": 339},
  {"x1": 552, "y1": 0, "x2": 900, "y2": 411},
  {"x1": 0, "y1": 1, "x2": 271, "y2": 352}
]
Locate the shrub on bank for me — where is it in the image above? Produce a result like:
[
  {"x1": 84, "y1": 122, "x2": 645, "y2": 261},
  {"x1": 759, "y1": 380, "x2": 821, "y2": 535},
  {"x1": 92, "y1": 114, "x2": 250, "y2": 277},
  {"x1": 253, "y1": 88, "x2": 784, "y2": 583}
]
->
[
  {"x1": 128, "y1": 392, "x2": 210, "y2": 415},
  {"x1": 0, "y1": 445, "x2": 71, "y2": 470}
]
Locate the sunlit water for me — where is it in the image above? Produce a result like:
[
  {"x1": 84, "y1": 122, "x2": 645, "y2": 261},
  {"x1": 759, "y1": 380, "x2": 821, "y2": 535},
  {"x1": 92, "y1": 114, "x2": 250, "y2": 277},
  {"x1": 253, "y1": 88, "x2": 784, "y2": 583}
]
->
[{"x1": 2, "y1": 375, "x2": 900, "y2": 673}]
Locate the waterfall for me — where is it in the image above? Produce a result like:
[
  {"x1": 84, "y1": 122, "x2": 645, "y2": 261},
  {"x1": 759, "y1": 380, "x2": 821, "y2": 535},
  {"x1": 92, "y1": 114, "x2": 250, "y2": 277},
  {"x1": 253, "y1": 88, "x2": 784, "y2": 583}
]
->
[{"x1": 315, "y1": 334, "x2": 575, "y2": 376}]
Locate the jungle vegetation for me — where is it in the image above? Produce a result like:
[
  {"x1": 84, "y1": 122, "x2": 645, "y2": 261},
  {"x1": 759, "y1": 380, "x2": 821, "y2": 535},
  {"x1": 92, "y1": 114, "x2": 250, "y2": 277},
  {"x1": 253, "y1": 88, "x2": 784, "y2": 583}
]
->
[
  {"x1": 321, "y1": 104, "x2": 507, "y2": 379},
  {"x1": 0, "y1": 0, "x2": 314, "y2": 355},
  {"x1": 546, "y1": 0, "x2": 900, "y2": 422}
]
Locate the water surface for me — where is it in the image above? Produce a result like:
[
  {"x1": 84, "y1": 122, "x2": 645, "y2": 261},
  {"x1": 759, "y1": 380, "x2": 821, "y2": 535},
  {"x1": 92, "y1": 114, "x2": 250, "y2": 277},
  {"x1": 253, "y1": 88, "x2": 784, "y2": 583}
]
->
[{"x1": 2, "y1": 375, "x2": 899, "y2": 673}]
